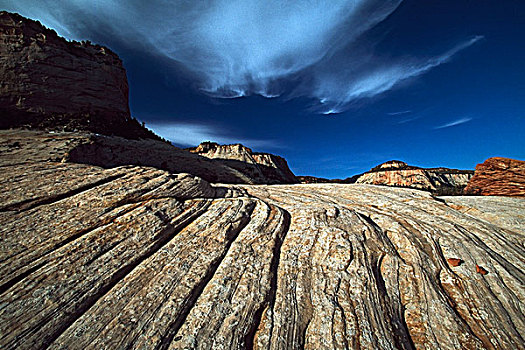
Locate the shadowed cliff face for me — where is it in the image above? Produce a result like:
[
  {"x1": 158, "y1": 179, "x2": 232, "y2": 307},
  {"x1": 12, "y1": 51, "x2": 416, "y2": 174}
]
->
[
  {"x1": 0, "y1": 11, "x2": 128, "y2": 118},
  {"x1": 465, "y1": 157, "x2": 525, "y2": 197},
  {"x1": 1, "y1": 130, "x2": 524, "y2": 350},
  {"x1": 0, "y1": 11, "x2": 159, "y2": 140}
]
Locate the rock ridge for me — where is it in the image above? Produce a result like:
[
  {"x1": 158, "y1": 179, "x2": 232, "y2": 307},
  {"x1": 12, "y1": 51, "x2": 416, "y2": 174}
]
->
[
  {"x1": 0, "y1": 129, "x2": 295, "y2": 185},
  {"x1": 187, "y1": 141, "x2": 298, "y2": 184},
  {"x1": 355, "y1": 160, "x2": 474, "y2": 195},
  {"x1": 0, "y1": 11, "x2": 159, "y2": 140}
]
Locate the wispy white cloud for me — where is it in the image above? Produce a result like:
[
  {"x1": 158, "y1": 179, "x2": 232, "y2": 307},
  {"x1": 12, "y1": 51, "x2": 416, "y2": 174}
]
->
[
  {"x1": 396, "y1": 115, "x2": 421, "y2": 124},
  {"x1": 146, "y1": 121, "x2": 279, "y2": 149},
  {"x1": 2, "y1": 1, "x2": 483, "y2": 114},
  {"x1": 2, "y1": 0, "x2": 400, "y2": 98},
  {"x1": 388, "y1": 110, "x2": 412, "y2": 116},
  {"x1": 434, "y1": 117, "x2": 473, "y2": 129},
  {"x1": 311, "y1": 36, "x2": 484, "y2": 113},
  {"x1": 387, "y1": 109, "x2": 422, "y2": 124}
]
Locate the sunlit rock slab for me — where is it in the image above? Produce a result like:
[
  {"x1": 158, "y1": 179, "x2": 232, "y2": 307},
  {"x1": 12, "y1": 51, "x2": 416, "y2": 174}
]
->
[{"x1": 1, "y1": 163, "x2": 523, "y2": 349}]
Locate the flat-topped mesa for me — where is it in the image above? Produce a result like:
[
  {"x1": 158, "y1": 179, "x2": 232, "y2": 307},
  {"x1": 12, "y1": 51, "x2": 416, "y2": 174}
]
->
[
  {"x1": 371, "y1": 160, "x2": 411, "y2": 171},
  {"x1": 187, "y1": 141, "x2": 298, "y2": 184},
  {"x1": 0, "y1": 11, "x2": 158, "y2": 140},
  {"x1": 188, "y1": 142, "x2": 255, "y2": 162},
  {"x1": 356, "y1": 160, "x2": 474, "y2": 195},
  {"x1": 465, "y1": 157, "x2": 525, "y2": 197}
]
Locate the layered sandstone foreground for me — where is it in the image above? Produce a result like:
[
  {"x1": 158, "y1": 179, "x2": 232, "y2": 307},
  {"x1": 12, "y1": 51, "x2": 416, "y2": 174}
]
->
[
  {"x1": 465, "y1": 157, "x2": 525, "y2": 197},
  {"x1": 1, "y1": 133, "x2": 524, "y2": 350}
]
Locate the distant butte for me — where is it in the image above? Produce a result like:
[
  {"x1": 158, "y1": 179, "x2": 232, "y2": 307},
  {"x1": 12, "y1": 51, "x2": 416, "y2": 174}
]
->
[
  {"x1": 299, "y1": 160, "x2": 474, "y2": 195},
  {"x1": 186, "y1": 141, "x2": 298, "y2": 184},
  {"x1": 354, "y1": 160, "x2": 474, "y2": 195}
]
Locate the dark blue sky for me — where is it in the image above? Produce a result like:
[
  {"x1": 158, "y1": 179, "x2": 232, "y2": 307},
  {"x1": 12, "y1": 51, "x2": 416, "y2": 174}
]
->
[{"x1": 3, "y1": 0, "x2": 524, "y2": 178}]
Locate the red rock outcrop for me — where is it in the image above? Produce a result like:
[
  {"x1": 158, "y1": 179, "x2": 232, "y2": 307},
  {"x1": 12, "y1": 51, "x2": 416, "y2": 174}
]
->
[
  {"x1": 464, "y1": 157, "x2": 525, "y2": 197},
  {"x1": 0, "y1": 11, "x2": 158, "y2": 140},
  {"x1": 187, "y1": 141, "x2": 298, "y2": 184},
  {"x1": 355, "y1": 160, "x2": 474, "y2": 195}
]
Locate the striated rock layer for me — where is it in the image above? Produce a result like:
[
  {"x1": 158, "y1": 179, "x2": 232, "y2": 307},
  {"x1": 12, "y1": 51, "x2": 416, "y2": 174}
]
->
[
  {"x1": 187, "y1": 141, "x2": 298, "y2": 184},
  {"x1": 0, "y1": 11, "x2": 158, "y2": 139},
  {"x1": 355, "y1": 160, "x2": 474, "y2": 195},
  {"x1": 1, "y1": 134, "x2": 524, "y2": 349},
  {"x1": 465, "y1": 157, "x2": 525, "y2": 197}
]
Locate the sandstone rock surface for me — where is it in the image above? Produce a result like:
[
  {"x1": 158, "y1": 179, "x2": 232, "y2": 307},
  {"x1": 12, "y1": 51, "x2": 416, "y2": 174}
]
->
[
  {"x1": 1, "y1": 11, "x2": 523, "y2": 350},
  {"x1": 0, "y1": 11, "x2": 158, "y2": 139},
  {"x1": 0, "y1": 129, "x2": 301, "y2": 184},
  {"x1": 187, "y1": 141, "x2": 298, "y2": 184},
  {"x1": 355, "y1": 160, "x2": 474, "y2": 195},
  {"x1": 464, "y1": 157, "x2": 525, "y2": 197},
  {"x1": 444, "y1": 195, "x2": 525, "y2": 233},
  {"x1": 0, "y1": 129, "x2": 262, "y2": 184},
  {"x1": 1, "y1": 132, "x2": 524, "y2": 350}
]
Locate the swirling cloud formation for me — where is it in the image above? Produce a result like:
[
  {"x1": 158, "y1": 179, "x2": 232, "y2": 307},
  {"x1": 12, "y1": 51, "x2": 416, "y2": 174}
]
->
[{"x1": 2, "y1": 0, "x2": 481, "y2": 113}]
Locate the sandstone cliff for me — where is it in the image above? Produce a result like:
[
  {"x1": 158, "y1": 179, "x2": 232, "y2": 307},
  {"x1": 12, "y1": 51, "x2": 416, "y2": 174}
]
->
[
  {"x1": 1, "y1": 131, "x2": 524, "y2": 350},
  {"x1": 355, "y1": 160, "x2": 474, "y2": 195},
  {"x1": 465, "y1": 157, "x2": 525, "y2": 197},
  {"x1": 187, "y1": 141, "x2": 298, "y2": 184},
  {"x1": 0, "y1": 11, "x2": 158, "y2": 139}
]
